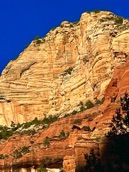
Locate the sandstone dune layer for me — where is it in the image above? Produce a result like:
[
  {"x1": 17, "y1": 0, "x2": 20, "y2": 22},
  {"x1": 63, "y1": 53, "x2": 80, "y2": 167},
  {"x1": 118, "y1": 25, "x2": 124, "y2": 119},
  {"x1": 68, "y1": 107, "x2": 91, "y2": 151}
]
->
[{"x1": 0, "y1": 11, "x2": 129, "y2": 125}]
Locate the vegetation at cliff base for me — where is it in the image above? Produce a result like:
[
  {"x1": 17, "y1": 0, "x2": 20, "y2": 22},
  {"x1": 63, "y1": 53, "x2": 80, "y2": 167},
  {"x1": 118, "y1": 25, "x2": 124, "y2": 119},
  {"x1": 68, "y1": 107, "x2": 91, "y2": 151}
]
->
[
  {"x1": 63, "y1": 97, "x2": 105, "y2": 118},
  {"x1": 0, "y1": 96, "x2": 105, "y2": 140},
  {"x1": 0, "y1": 115, "x2": 58, "y2": 140}
]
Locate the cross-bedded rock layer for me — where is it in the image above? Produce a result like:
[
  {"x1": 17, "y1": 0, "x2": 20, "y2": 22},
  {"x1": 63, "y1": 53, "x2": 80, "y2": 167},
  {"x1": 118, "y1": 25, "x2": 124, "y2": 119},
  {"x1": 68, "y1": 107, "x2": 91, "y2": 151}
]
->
[{"x1": 0, "y1": 11, "x2": 129, "y2": 126}]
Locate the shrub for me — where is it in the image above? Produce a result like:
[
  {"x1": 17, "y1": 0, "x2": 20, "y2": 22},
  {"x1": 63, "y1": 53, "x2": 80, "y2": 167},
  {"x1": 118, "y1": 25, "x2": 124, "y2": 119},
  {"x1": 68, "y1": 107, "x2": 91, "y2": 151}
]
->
[
  {"x1": 0, "y1": 127, "x2": 13, "y2": 140},
  {"x1": 21, "y1": 129, "x2": 36, "y2": 135},
  {"x1": 93, "y1": 10, "x2": 101, "y2": 13},
  {"x1": 80, "y1": 106, "x2": 87, "y2": 112},
  {"x1": 34, "y1": 35, "x2": 40, "y2": 40},
  {"x1": 71, "y1": 110, "x2": 77, "y2": 115},
  {"x1": 0, "y1": 154, "x2": 6, "y2": 159},
  {"x1": 12, "y1": 146, "x2": 30, "y2": 159},
  {"x1": 73, "y1": 119, "x2": 82, "y2": 125},
  {"x1": 84, "y1": 149, "x2": 103, "y2": 171},
  {"x1": 43, "y1": 115, "x2": 58, "y2": 125},
  {"x1": 13, "y1": 149, "x2": 22, "y2": 159},
  {"x1": 43, "y1": 137, "x2": 50, "y2": 147},
  {"x1": 115, "y1": 16, "x2": 123, "y2": 25},
  {"x1": 23, "y1": 122, "x2": 31, "y2": 129},
  {"x1": 36, "y1": 39, "x2": 42, "y2": 44},
  {"x1": 62, "y1": 67, "x2": 74, "y2": 76},
  {"x1": 59, "y1": 130, "x2": 66, "y2": 138},
  {"x1": 21, "y1": 146, "x2": 30, "y2": 154},
  {"x1": 38, "y1": 164, "x2": 48, "y2": 172},
  {"x1": 95, "y1": 97, "x2": 105, "y2": 105},
  {"x1": 82, "y1": 126, "x2": 91, "y2": 131},
  {"x1": 34, "y1": 35, "x2": 43, "y2": 45},
  {"x1": 0, "y1": 115, "x2": 58, "y2": 140},
  {"x1": 79, "y1": 100, "x2": 94, "y2": 112},
  {"x1": 85, "y1": 100, "x2": 94, "y2": 109}
]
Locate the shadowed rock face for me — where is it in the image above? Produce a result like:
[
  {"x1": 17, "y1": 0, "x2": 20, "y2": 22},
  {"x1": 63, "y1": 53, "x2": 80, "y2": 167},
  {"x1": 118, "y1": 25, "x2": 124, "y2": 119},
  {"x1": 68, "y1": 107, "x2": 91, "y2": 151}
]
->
[{"x1": 0, "y1": 11, "x2": 129, "y2": 125}]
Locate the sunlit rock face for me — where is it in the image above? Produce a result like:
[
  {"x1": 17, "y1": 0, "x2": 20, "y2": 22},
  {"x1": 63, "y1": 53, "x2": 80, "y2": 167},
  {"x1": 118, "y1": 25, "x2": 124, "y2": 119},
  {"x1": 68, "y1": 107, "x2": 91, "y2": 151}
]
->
[{"x1": 0, "y1": 11, "x2": 129, "y2": 125}]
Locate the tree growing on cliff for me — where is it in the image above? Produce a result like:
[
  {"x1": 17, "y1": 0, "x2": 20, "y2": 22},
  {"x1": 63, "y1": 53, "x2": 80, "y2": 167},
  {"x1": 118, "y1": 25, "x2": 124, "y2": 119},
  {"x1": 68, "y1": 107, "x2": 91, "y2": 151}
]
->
[
  {"x1": 43, "y1": 136, "x2": 50, "y2": 147},
  {"x1": 84, "y1": 93, "x2": 129, "y2": 171},
  {"x1": 106, "y1": 93, "x2": 129, "y2": 137},
  {"x1": 84, "y1": 149, "x2": 104, "y2": 172}
]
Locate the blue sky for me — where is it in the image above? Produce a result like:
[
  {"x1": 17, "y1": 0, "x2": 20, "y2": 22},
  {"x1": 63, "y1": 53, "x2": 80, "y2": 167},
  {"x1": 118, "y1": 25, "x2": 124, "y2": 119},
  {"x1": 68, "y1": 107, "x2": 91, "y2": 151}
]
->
[{"x1": 0, "y1": 0, "x2": 129, "y2": 74}]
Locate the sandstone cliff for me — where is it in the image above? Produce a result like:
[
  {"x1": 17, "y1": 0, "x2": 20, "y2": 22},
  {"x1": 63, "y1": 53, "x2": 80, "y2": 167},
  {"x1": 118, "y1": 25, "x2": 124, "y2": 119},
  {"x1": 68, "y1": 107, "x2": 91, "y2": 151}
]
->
[
  {"x1": 0, "y1": 10, "x2": 129, "y2": 172},
  {"x1": 0, "y1": 11, "x2": 129, "y2": 125}
]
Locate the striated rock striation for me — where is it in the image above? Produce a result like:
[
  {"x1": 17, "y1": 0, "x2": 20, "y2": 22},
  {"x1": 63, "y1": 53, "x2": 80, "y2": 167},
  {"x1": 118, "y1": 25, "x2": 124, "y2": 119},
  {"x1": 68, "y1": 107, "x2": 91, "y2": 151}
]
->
[{"x1": 0, "y1": 11, "x2": 129, "y2": 126}]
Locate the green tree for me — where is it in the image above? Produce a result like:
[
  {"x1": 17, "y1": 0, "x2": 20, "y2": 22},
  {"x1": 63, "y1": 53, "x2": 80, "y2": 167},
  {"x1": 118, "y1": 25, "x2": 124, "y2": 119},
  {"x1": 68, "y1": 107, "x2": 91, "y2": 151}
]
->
[{"x1": 43, "y1": 136, "x2": 50, "y2": 147}]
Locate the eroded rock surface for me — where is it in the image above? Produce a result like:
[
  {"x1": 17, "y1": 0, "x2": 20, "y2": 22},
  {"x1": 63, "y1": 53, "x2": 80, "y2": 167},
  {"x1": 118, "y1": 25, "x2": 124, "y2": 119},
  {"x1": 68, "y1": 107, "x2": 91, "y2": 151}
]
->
[{"x1": 0, "y1": 11, "x2": 129, "y2": 125}]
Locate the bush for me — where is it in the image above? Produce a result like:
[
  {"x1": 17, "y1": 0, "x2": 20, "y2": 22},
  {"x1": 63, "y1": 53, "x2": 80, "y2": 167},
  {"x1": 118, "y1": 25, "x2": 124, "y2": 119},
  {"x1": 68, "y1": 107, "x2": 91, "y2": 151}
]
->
[
  {"x1": 59, "y1": 130, "x2": 66, "y2": 138},
  {"x1": 73, "y1": 119, "x2": 82, "y2": 125},
  {"x1": 84, "y1": 149, "x2": 103, "y2": 172},
  {"x1": 85, "y1": 100, "x2": 94, "y2": 109},
  {"x1": 43, "y1": 115, "x2": 58, "y2": 125},
  {"x1": 62, "y1": 67, "x2": 74, "y2": 76},
  {"x1": 23, "y1": 122, "x2": 31, "y2": 129},
  {"x1": 93, "y1": 10, "x2": 101, "y2": 13},
  {"x1": 71, "y1": 110, "x2": 77, "y2": 115},
  {"x1": 95, "y1": 97, "x2": 105, "y2": 105},
  {"x1": 13, "y1": 149, "x2": 22, "y2": 159},
  {"x1": 0, "y1": 127, "x2": 13, "y2": 140},
  {"x1": 43, "y1": 137, "x2": 50, "y2": 147},
  {"x1": 21, "y1": 146, "x2": 30, "y2": 154},
  {"x1": 36, "y1": 39, "x2": 42, "y2": 44},
  {"x1": 12, "y1": 146, "x2": 30, "y2": 159},
  {"x1": 0, "y1": 154, "x2": 6, "y2": 159},
  {"x1": 80, "y1": 106, "x2": 87, "y2": 112},
  {"x1": 115, "y1": 16, "x2": 123, "y2": 24},
  {"x1": 38, "y1": 164, "x2": 48, "y2": 172},
  {"x1": 34, "y1": 35, "x2": 40, "y2": 40},
  {"x1": 82, "y1": 126, "x2": 91, "y2": 131}
]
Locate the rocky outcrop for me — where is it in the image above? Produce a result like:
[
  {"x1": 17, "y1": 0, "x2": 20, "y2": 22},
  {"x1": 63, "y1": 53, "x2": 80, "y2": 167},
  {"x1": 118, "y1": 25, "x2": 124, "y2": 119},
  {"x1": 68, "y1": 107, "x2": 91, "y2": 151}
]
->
[
  {"x1": 0, "y1": 105, "x2": 107, "y2": 171},
  {"x1": 0, "y1": 99, "x2": 123, "y2": 172},
  {"x1": 0, "y1": 11, "x2": 129, "y2": 125}
]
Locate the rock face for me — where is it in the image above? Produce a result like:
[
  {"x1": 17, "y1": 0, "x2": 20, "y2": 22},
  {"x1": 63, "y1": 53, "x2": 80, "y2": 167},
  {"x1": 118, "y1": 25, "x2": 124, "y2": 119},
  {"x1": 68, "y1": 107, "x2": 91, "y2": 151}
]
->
[
  {"x1": 0, "y1": 11, "x2": 129, "y2": 126},
  {"x1": 0, "y1": 101, "x2": 123, "y2": 172},
  {"x1": 0, "y1": 105, "x2": 113, "y2": 172}
]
